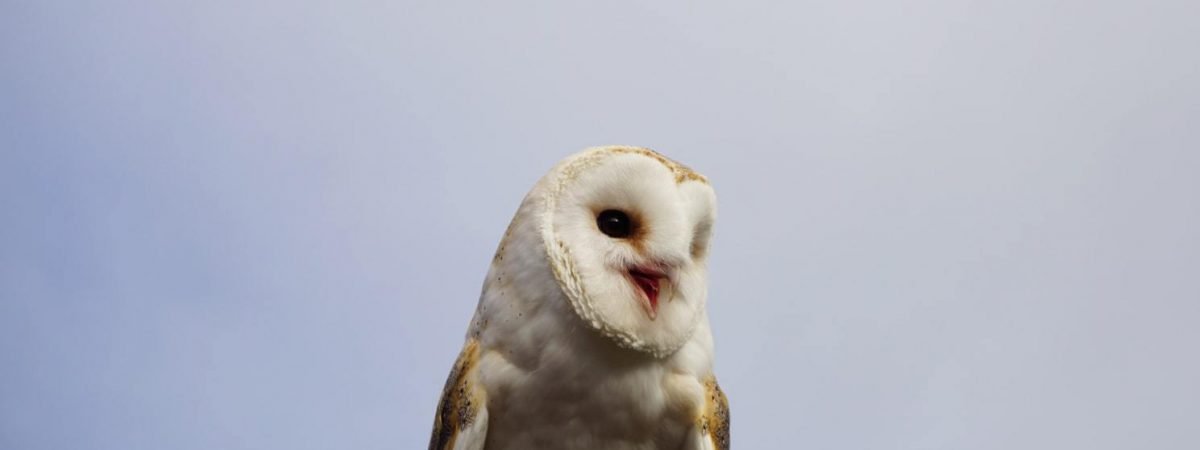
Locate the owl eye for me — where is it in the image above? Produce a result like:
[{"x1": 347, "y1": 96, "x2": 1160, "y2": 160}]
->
[{"x1": 596, "y1": 209, "x2": 633, "y2": 238}]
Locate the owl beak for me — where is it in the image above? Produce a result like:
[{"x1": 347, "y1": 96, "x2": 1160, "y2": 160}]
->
[{"x1": 628, "y1": 267, "x2": 667, "y2": 320}]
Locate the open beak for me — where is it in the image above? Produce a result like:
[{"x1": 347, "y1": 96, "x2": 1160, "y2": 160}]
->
[{"x1": 628, "y1": 266, "x2": 668, "y2": 320}]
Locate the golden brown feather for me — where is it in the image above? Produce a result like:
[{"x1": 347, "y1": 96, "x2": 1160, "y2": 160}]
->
[
  {"x1": 699, "y1": 376, "x2": 730, "y2": 450},
  {"x1": 429, "y1": 339, "x2": 484, "y2": 450}
]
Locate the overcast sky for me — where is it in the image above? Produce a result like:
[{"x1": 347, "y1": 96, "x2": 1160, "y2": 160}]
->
[{"x1": 2, "y1": 1, "x2": 1198, "y2": 449}]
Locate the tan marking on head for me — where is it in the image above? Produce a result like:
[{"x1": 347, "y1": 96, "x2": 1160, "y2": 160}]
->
[
  {"x1": 698, "y1": 376, "x2": 730, "y2": 450},
  {"x1": 428, "y1": 339, "x2": 484, "y2": 450},
  {"x1": 607, "y1": 146, "x2": 710, "y2": 185}
]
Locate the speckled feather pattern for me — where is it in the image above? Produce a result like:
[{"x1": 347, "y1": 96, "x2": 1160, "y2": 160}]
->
[
  {"x1": 429, "y1": 339, "x2": 484, "y2": 450},
  {"x1": 701, "y1": 377, "x2": 730, "y2": 450}
]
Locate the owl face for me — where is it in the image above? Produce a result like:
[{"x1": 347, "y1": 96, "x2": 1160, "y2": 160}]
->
[{"x1": 539, "y1": 147, "x2": 716, "y2": 357}]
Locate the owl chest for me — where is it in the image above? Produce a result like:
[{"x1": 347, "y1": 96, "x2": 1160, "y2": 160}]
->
[{"x1": 478, "y1": 348, "x2": 693, "y2": 450}]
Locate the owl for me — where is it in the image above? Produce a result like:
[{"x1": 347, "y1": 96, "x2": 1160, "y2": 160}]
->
[{"x1": 428, "y1": 146, "x2": 728, "y2": 450}]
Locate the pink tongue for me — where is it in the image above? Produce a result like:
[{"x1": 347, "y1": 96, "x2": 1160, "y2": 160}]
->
[{"x1": 633, "y1": 274, "x2": 660, "y2": 310}]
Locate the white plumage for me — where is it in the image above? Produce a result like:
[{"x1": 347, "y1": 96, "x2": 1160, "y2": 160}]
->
[{"x1": 429, "y1": 146, "x2": 728, "y2": 450}]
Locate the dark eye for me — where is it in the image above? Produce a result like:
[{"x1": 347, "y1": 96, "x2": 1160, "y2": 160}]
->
[{"x1": 596, "y1": 209, "x2": 633, "y2": 238}]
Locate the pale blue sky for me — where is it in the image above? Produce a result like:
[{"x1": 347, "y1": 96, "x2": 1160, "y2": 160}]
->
[{"x1": 2, "y1": 1, "x2": 1198, "y2": 449}]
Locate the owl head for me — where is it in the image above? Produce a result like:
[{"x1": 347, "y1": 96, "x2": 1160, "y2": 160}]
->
[{"x1": 496, "y1": 146, "x2": 717, "y2": 358}]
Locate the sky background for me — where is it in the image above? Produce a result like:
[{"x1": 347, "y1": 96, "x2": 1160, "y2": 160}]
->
[{"x1": 2, "y1": 1, "x2": 1198, "y2": 449}]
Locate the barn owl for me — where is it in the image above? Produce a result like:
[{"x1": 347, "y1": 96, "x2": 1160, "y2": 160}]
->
[{"x1": 428, "y1": 146, "x2": 728, "y2": 450}]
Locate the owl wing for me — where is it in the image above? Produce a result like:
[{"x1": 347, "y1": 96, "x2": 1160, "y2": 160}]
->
[
  {"x1": 428, "y1": 339, "x2": 488, "y2": 450},
  {"x1": 685, "y1": 376, "x2": 730, "y2": 450}
]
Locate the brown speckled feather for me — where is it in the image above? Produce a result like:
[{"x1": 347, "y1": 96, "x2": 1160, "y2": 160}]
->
[
  {"x1": 700, "y1": 377, "x2": 730, "y2": 450},
  {"x1": 429, "y1": 339, "x2": 484, "y2": 450}
]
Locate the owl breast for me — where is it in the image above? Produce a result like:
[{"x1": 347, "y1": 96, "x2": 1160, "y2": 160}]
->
[{"x1": 472, "y1": 294, "x2": 711, "y2": 450}]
